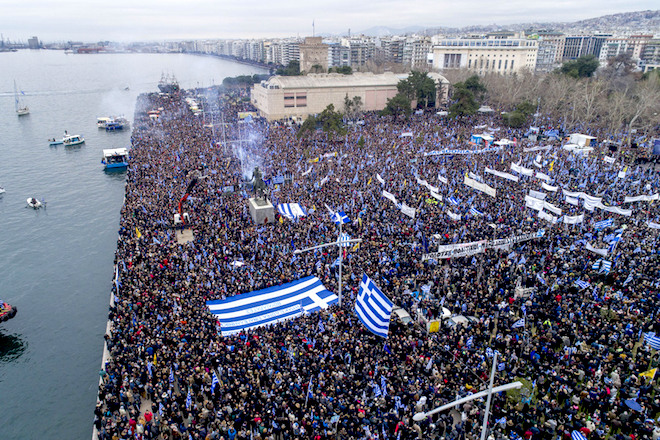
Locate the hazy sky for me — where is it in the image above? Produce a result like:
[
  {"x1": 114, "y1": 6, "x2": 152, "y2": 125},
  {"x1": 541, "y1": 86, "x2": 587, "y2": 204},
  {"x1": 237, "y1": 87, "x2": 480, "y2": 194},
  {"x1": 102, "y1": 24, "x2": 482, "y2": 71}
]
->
[{"x1": 1, "y1": 0, "x2": 657, "y2": 43}]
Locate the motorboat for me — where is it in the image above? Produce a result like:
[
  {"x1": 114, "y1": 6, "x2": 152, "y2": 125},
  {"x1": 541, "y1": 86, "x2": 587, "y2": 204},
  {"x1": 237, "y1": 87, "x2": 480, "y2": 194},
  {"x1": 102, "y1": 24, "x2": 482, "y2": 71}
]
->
[
  {"x1": 102, "y1": 148, "x2": 129, "y2": 169},
  {"x1": 27, "y1": 197, "x2": 44, "y2": 209},
  {"x1": 62, "y1": 134, "x2": 85, "y2": 146},
  {"x1": 0, "y1": 300, "x2": 17, "y2": 323},
  {"x1": 97, "y1": 117, "x2": 113, "y2": 128},
  {"x1": 105, "y1": 121, "x2": 124, "y2": 131}
]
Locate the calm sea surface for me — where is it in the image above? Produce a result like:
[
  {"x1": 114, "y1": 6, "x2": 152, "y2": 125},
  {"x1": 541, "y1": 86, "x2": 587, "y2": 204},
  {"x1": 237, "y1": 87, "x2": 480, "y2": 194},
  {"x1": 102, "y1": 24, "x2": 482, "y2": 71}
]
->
[{"x1": 0, "y1": 49, "x2": 265, "y2": 440}]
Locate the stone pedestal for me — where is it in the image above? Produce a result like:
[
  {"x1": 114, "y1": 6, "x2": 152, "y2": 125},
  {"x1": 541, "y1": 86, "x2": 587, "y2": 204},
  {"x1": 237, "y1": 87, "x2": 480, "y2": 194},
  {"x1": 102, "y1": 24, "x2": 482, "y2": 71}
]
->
[{"x1": 249, "y1": 197, "x2": 274, "y2": 225}]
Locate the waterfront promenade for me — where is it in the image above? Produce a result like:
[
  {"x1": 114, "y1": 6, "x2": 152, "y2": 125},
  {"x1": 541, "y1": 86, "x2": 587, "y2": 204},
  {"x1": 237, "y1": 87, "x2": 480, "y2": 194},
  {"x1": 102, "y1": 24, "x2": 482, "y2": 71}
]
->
[{"x1": 94, "y1": 87, "x2": 660, "y2": 440}]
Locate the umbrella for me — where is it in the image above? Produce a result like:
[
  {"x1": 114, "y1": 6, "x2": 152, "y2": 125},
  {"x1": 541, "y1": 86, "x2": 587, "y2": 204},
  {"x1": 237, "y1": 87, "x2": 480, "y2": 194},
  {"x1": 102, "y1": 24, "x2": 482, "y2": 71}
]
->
[
  {"x1": 625, "y1": 399, "x2": 642, "y2": 412},
  {"x1": 571, "y1": 430, "x2": 587, "y2": 440}
]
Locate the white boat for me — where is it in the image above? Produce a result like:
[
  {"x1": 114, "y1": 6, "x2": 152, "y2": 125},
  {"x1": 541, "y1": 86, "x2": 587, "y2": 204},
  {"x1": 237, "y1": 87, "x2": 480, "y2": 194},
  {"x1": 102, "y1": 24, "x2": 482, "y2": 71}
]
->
[
  {"x1": 0, "y1": 187, "x2": 5, "y2": 194},
  {"x1": 62, "y1": 134, "x2": 85, "y2": 146},
  {"x1": 102, "y1": 147, "x2": 129, "y2": 169},
  {"x1": 14, "y1": 80, "x2": 29, "y2": 116},
  {"x1": 97, "y1": 117, "x2": 113, "y2": 128},
  {"x1": 27, "y1": 197, "x2": 43, "y2": 209}
]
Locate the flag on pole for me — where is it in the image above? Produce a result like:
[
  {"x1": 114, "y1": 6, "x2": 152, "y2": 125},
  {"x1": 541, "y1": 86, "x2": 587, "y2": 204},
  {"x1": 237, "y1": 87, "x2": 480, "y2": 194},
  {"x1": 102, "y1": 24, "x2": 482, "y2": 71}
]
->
[
  {"x1": 521, "y1": 304, "x2": 527, "y2": 315},
  {"x1": 575, "y1": 280, "x2": 590, "y2": 289},
  {"x1": 599, "y1": 260, "x2": 612, "y2": 274},
  {"x1": 594, "y1": 219, "x2": 613, "y2": 230},
  {"x1": 169, "y1": 367, "x2": 174, "y2": 383},
  {"x1": 186, "y1": 389, "x2": 192, "y2": 409},
  {"x1": 466, "y1": 336, "x2": 474, "y2": 347},
  {"x1": 511, "y1": 318, "x2": 525, "y2": 329},
  {"x1": 592, "y1": 259, "x2": 602, "y2": 270},
  {"x1": 355, "y1": 275, "x2": 393, "y2": 338},
  {"x1": 381, "y1": 375, "x2": 387, "y2": 396},
  {"x1": 331, "y1": 211, "x2": 350, "y2": 225},
  {"x1": 640, "y1": 368, "x2": 657, "y2": 381},
  {"x1": 318, "y1": 319, "x2": 325, "y2": 333},
  {"x1": 470, "y1": 207, "x2": 483, "y2": 216},
  {"x1": 135, "y1": 227, "x2": 142, "y2": 238}
]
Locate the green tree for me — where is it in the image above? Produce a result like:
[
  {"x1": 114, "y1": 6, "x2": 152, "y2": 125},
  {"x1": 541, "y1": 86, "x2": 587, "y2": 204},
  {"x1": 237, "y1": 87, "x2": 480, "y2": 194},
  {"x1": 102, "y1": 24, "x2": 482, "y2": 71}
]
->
[
  {"x1": 463, "y1": 75, "x2": 487, "y2": 99},
  {"x1": 276, "y1": 60, "x2": 301, "y2": 76},
  {"x1": 559, "y1": 55, "x2": 599, "y2": 78},
  {"x1": 380, "y1": 93, "x2": 412, "y2": 118},
  {"x1": 397, "y1": 71, "x2": 436, "y2": 108},
  {"x1": 343, "y1": 94, "x2": 363, "y2": 120},
  {"x1": 448, "y1": 82, "x2": 479, "y2": 119},
  {"x1": 329, "y1": 65, "x2": 353, "y2": 74},
  {"x1": 297, "y1": 104, "x2": 345, "y2": 140}
]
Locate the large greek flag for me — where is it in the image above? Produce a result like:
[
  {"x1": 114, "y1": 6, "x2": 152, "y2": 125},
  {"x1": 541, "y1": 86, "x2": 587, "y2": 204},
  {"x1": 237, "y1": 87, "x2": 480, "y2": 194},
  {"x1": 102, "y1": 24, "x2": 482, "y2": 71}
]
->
[
  {"x1": 645, "y1": 333, "x2": 660, "y2": 350},
  {"x1": 207, "y1": 276, "x2": 338, "y2": 336},
  {"x1": 277, "y1": 203, "x2": 306, "y2": 220},
  {"x1": 355, "y1": 275, "x2": 393, "y2": 338}
]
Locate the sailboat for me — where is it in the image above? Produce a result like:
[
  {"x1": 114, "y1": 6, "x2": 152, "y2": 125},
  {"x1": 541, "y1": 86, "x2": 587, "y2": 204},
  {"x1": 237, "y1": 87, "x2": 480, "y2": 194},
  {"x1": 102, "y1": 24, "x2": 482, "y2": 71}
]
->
[{"x1": 14, "y1": 80, "x2": 29, "y2": 116}]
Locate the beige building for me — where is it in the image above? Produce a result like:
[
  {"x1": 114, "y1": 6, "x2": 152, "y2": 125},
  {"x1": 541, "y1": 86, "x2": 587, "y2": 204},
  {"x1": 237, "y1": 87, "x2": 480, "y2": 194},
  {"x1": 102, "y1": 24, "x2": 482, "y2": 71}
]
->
[
  {"x1": 251, "y1": 72, "x2": 449, "y2": 121},
  {"x1": 432, "y1": 37, "x2": 538, "y2": 74},
  {"x1": 299, "y1": 37, "x2": 329, "y2": 74}
]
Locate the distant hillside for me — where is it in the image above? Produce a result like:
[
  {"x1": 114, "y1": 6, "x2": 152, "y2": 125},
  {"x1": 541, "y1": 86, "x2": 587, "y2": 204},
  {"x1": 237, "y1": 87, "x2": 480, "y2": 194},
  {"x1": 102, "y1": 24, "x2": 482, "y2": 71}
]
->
[
  {"x1": 424, "y1": 10, "x2": 660, "y2": 36},
  {"x1": 356, "y1": 26, "x2": 425, "y2": 37}
]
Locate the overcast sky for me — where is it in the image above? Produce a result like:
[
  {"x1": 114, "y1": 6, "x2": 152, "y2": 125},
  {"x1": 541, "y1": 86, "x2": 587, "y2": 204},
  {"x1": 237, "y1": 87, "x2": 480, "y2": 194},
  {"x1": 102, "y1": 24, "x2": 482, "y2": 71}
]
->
[{"x1": 1, "y1": 1, "x2": 657, "y2": 43}]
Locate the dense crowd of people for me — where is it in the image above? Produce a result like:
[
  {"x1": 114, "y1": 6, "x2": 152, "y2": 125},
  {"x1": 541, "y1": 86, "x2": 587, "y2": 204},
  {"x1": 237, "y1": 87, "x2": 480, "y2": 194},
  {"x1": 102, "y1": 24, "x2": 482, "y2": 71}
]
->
[{"x1": 94, "y1": 86, "x2": 660, "y2": 440}]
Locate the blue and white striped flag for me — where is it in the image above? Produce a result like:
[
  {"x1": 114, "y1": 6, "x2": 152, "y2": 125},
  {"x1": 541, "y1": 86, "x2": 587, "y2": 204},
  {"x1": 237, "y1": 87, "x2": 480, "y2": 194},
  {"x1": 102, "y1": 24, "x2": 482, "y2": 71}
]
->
[
  {"x1": 159, "y1": 402, "x2": 165, "y2": 417},
  {"x1": 466, "y1": 336, "x2": 474, "y2": 347},
  {"x1": 645, "y1": 333, "x2": 660, "y2": 350},
  {"x1": 381, "y1": 375, "x2": 387, "y2": 397},
  {"x1": 331, "y1": 211, "x2": 350, "y2": 225},
  {"x1": 186, "y1": 389, "x2": 192, "y2": 409},
  {"x1": 575, "y1": 280, "x2": 590, "y2": 289},
  {"x1": 355, "y1": 275, "x2": 393, "y2": 338},
  {"x1": 449, "y1": 196, "x2": 460, "y2": 206},
  {"x1": 373, "y1": 382, "x2": 382, "y2": 397},
  {"x1": 211, "y1": 371, "x2": 219, "y2": 393},
  {"x1": 512, "y1": 318, "x2": 525, "y2": 329},
  {"x1": 521, "y1": 304, "x2": 527, "y2": 315},
  {"x1": 470, "y1": 207, "x2": 483, "y2": 216},
  {"x1": 594, "y1": 219, "x2": 613, "y2": 230},
  {"x1": 599, "y1": 260, "x2": 612, "y2": 274},
  {"x1": 169, "y1": 367, "x2": 174, "y2": 383},
  {"x1": 536, "y1": 273, "x2": 546, "y2": 285},
  {"x1": 572, "y1": 430, "x2": 588, "y2": 440},
  {"x1": 338, "y1": 233, "x2": 352, "y2": 248},
  {"x1": 497, "y1": 362, "x2": 506, "y2": 371},
  {"x1": 318, "y1": 319, "x2": 325, "y2": 333},
  {"x1": 623, "y1": 272, "x2": 634, "y2": 286},
  {"x1": 592, "y1": 259, "x2": 601, "y2": 270}
]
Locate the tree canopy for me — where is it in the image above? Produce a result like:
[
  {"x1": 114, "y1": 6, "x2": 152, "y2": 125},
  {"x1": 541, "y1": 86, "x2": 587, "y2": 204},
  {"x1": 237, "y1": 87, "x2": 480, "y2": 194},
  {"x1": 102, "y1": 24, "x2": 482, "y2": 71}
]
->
[
  {"x1": 276, "y1": 60, "x2": 301, "y2": 76},
  {"x1": 448, "y1": 80, "x2": 480, "y2": 119},
  {"x1": 380, "y1": 93, "x2": 412, "y2": 118},
  {"x1": 297, "y1": 104, "x2": 346, "y2": 139},
  {"x1": 329, "y1": 66, "x2": 353, "y2": 75},
  {"x1": 559, "y1": 55, "x2": 599, "y2": 78},
  {"x1": 397, "y1": 71, "x2": 436, "y2": 108}
]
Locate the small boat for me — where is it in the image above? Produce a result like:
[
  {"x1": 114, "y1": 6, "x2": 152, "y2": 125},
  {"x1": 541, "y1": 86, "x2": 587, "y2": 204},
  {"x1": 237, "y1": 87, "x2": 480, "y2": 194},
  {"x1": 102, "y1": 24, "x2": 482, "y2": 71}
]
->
[
  {"x1": 102, "y1": 148, "x2": 129, "y2": 169},
  {"x1": 0, "y1": 187, "x2": 5, "y2": 194},
  {"x1": 27, "y1": 197, "x2": 44, "y2": 209},
  {"x1": 62, "y1": 134, "x2": 84, "y2": 146},
  {"x1": 48, "y1": 138, "x2": 63, "y2": 146},
  {"x1": 105, "y1": 121, "x2": 124, "y2": 131},
  {"x1": 14, "y1": 80, "x2": 29, "y2": 116},
  {"x1": 0, "y1": 301, "x2": 17, "y2": 323},
  {"x1": 97, "y1": 117, "x2": 113, "y2": 128}
]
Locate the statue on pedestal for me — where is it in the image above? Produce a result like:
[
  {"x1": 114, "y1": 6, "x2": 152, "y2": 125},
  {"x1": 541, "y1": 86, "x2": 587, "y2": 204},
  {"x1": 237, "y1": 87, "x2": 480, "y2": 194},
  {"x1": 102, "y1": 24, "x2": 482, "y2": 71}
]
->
[{"x1": 252, "y1": 167, "x2": 268, "y2": 203}]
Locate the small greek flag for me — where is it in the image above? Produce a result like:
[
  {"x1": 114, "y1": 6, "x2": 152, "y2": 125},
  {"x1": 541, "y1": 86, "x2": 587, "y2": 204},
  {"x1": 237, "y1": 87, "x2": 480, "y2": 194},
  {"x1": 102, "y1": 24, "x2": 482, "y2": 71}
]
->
[
  {"x1": 592, "y1": 259, "x2": 601, "y2": 270},
  {"x1": 169, "y1": 367, "x2": 174, "y2": 383},
  {"x1": 512, "y1": 318, "x2": 525, "y2": 329},
  {"x1": 186, "y1": 389, "x2": 192, "y2": 409},
  {"x1": 599, "y1": 260, "x2": 612, "y2": 274},
  {"x1": 623, "y1": 272, "x2": 634, "y2": 286},
  {"x1": 466, "y1": 336, "x2": 474, "y2": 347},
  {"x1": 470, "y1": 207, "x2": 483, "y2": 216},
  {"x1": 575, "y1": 280, "x2": 590, "y2": 289},
  {"x1": 645, "y1": 333, "x2": 660, "y2": 350},
  {"x1": 497, "y1": 362, "x2": 506, "y2": 371},
  {"x1": 572, "y1": 430, "x2": 588, "y2": 440},
  {"x1": 332, "y1": 211, "x2": 350, "y2": 225},
  {"x1": 211, "y1": 371, "x2": 220, "y2": 393},
  {"x1": 496, "y1": 417, "x2": 506, "y2": 424},
  {"x1": 159, "y1": 402, "x2": 165, "y2": 417},
  {"x1": 536, "y1": 273, "x2": 546, "y2": 285},
  {"x1": 521, "y1": 304, "x2": 527, "y2": 315},
  {"x1": 318, "y1": 319, "x2": 325, "y2": 333},
  {"x1": 485, "y1": 347, "x2": 494, "y2": 357},
  {"x1": 338, "y1": 233, "x2": 352, "y2": 248},
  {"x1": 449, "y1": 196, "x2": 460, "y2": 206},
  {"x1": 381, "y1": 375, "x2": 387, "y2": 396},
  {"x1": 373, "y1": 383, "x2": 382, "y2": 397}
]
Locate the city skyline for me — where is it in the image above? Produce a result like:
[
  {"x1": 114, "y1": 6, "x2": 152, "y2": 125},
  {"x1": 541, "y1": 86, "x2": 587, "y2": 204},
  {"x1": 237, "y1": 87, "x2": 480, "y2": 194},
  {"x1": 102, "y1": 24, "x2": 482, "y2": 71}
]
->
[{"x1": 1, "y1": 1, "x2": 658, "y2": 43}]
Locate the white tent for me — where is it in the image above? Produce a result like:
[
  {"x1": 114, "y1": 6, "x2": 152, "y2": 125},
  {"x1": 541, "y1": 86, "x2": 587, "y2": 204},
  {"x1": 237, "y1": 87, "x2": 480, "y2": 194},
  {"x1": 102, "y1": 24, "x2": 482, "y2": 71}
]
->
[
  {"x1": 477, "y1": 105, "x2": 495, "y2": 113},
  {"x1": 568, "y1": 133, "x2": 596, "y2": 147}
]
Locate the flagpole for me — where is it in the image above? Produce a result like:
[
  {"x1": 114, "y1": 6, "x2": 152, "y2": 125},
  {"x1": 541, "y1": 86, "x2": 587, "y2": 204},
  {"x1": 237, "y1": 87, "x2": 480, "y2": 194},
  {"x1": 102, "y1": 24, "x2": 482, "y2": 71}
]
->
[
  {"x1": 338, "y1": 222, "x2": 343, "y2": 307},
  {"x1": 480, "y1": 351, "x2": 498, "y2": 440}
]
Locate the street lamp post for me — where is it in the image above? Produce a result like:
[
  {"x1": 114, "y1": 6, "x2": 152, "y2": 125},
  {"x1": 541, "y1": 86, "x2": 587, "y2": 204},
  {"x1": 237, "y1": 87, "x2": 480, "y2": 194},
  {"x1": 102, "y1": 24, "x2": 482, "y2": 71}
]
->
[
  {"x1": 413, "y1": 352, "x2": 521, "y2": 440},
  {"x1": 293, "y1": 222, "x2": 362, "y2": 307}
]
